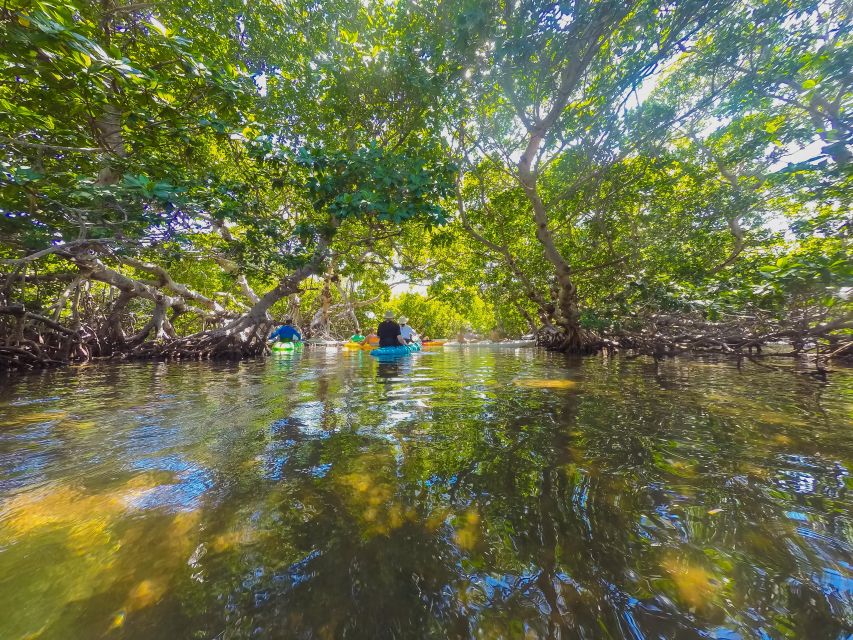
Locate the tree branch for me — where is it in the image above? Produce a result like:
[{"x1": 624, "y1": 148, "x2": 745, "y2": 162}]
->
[
  {"x1": 1, "y1": 239, "x2": 118, "y2": 266},
  {"x1": 120, "y1": 256, "x2": 228, "y2": 314}
]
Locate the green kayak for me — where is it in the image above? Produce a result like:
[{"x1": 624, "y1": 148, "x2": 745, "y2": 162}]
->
[{"x1": 271, "y1": 341, "x2": 304, "y2": 352}]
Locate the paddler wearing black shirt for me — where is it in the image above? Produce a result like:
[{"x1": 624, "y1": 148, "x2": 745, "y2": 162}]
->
[{"x1": 377, "y1": 310, "x2": 406, "y2": 347}]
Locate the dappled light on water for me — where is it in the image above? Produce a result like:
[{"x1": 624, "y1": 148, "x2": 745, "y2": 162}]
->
[
  {"x1": 452, "y1": 508, "x2": 482, "y2": 551},
  {"x1": 335, "y1": 452, "x2": 421, "y2": 537},
  {"x1": 512, "y1": 378, "x2": 578, "y2": 389},
  {"x1": 0, "y1": 351, "x2": 851, "y2": 639},
  {"x1": 661, "y1": 554, "x2": 723, "y2": 612}
]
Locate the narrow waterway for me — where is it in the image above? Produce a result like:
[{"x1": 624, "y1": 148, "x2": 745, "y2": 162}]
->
[{"x1": 1, "y1": 348, "x2": 851, "y2": 639}]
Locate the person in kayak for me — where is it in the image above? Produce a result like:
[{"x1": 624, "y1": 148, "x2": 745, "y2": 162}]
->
[
  {"x1": 377, "y1": 311, "x2": 405, "y2": 347},
  {"x1": 399, "y1": 316, "x2": 419, "y2": 344},
  {"x1": 269, "y1": 318, "x2": 302, "y2": 343}
]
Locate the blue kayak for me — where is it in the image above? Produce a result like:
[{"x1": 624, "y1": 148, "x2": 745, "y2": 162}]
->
[{"x1": 369, "y1": 342, "x2": 421, "y2": 359}]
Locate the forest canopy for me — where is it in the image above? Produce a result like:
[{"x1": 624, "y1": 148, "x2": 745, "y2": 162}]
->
[{"x1": 0, "y1": 0, "x2": 850, "y2": 369}]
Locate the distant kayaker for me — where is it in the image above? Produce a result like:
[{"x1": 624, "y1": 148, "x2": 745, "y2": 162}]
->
[
  {"x1": 269, "y1": 318, "x2": 302, "y2": 343},
  {"x1": 377, "y1": 311, "x2": 405, "y2": 347},
  {"x1": 399, "y1": 316, "x2": 419, "y2": 344}
]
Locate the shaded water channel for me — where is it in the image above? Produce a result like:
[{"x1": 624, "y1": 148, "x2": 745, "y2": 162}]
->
[{"x1": 0, "y1": 347, "x2": 851, "y2": 639}]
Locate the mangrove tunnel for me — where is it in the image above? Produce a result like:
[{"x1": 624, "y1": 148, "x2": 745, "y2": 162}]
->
[{"x1": 0, "y1": 0, "x2": 851, "y2": 637}]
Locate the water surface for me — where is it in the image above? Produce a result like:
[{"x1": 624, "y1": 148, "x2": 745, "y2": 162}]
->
[{"x1": 0, "y1": 348, "x2": 851, "y2": 639}]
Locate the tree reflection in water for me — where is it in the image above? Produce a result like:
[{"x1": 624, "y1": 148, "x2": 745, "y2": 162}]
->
[{"x1": 0, "y1": 350, "x2": 850, "y2": 639}]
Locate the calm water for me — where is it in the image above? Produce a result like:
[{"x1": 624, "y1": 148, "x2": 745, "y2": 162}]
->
[{"x1": 0, "y1": 348, "x2": 851, "y2": 639}]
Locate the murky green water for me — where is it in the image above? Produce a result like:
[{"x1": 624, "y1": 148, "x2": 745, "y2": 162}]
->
[{"x1": 0, "y1": 348, "x2": 851, "y2": 639}]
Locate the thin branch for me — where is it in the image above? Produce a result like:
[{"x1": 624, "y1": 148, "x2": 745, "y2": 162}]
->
[
  {"x1": 1, "y1": 239, "x2": 118, "y2": 266},
  {"x1": 1, "y1": 137, "x2": 103, "y2": 153}
]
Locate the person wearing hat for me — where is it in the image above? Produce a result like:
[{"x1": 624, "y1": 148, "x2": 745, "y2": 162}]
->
[
  {"x1": 399, "y1": 316, "x2": 419, "y2": 344},
  {"x1": 377, "y1": 310, "x2": 405, "y2": 347}
]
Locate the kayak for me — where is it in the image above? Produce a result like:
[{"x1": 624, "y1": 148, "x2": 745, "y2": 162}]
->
[
  {"x1": 343, "y1": 341, "x2": 377, "y2": 350},
  {"x1": 422, "y1": 340, "x2": 446, "y2": 347},
  {"x1": 369, "y1": 342, "x2": 421, "y2": 359},
  {"x1": 304, "y1": 339, "x2": 341, "y2": 347},
  {"x1": 271, "y1": 341, "x2": 303, "y2": 352}
]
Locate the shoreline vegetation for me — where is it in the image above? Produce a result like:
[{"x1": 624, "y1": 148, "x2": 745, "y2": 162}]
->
[{"x1": 1, "y1": 0, "x2": 850, "y2": 375}]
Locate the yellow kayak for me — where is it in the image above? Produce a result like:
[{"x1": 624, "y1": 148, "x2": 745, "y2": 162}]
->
[{"x1": 343, "y1": 341, "x2": 377, "y2": 350}]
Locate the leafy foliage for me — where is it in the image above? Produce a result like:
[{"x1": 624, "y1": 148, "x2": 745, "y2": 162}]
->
[{"x1": 0, "y1": 0, "x2": 849, "y2": 364}]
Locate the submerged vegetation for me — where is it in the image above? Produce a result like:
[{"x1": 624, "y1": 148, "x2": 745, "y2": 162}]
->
[{"x1": 1, "y1": 0, "x2": 850, "y2": 370}]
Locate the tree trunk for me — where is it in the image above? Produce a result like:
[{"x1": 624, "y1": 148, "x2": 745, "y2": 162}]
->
[
  {"x1": 335, "y1": 281, "x2": 360, "y2": 334},
  {"x1": 519, "y1": 163, "x2": 597, "y2": 353},
  {"x1": 94, "y1": 103, "x2": 126, "y2": 185},
  {"x1": 102, "y1": 289, "x2": 134, "y2": 352},
  {"x1": 127, "y1": 298, "x2": 169, "y2": 346},
  {"x1": 311, "y1": 272, "x2": 333, "y2": 338}
]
